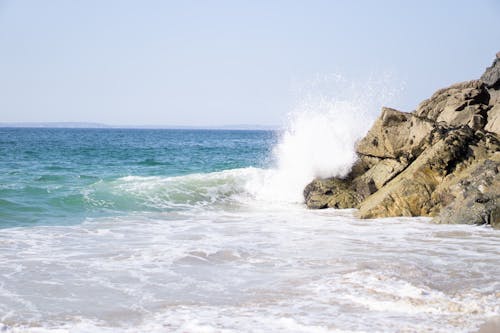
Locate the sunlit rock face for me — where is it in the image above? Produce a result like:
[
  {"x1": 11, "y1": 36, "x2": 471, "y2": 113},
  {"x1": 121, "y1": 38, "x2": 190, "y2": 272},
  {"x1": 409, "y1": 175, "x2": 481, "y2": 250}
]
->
[{"x1": 304, "y1": 54, "x2": 500, "y2": 228}]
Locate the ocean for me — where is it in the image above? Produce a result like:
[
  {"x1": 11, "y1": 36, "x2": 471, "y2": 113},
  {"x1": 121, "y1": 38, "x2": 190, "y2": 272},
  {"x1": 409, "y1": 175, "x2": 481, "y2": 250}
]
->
[{"x1": 0, "y1": 127, "x2": 499, "y2": 332}]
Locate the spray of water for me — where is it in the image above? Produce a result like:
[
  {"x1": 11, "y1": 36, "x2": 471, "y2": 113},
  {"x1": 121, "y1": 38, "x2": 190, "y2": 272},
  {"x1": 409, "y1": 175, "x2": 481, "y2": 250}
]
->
[{"x1": 248, "y1": 74, "x2": 402, "y2": 203}]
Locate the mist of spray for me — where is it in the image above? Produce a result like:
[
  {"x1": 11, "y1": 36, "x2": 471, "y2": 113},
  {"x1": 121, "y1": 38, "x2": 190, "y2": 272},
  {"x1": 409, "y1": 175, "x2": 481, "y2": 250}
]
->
[{"x1": 249, "y1": 74, "x2": 401, "y2": 203}]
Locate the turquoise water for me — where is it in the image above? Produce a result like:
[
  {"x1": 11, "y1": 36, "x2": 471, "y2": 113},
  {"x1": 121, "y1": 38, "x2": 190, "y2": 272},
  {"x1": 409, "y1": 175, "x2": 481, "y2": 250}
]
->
[{"x1": 0, "y1": 128, "x2": 276, "y2": 227}]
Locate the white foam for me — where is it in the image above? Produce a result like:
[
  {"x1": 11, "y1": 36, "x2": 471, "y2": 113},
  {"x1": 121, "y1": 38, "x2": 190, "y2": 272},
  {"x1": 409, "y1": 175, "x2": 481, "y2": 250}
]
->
[
  {"x1": 246, "y1": 75, "x2": 399, "y2": 203},
  {"x1": 256, "y1": 101, "x2": 371, "y2": 203},
  {"x1": 0, "y1": 210, "x2": 499, "y2": 333}
]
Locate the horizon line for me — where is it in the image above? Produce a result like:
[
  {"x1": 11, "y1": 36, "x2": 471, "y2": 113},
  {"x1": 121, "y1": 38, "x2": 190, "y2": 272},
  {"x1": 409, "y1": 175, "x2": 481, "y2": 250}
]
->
[{"x1": 0, "y1": 121, "x2": 280, "y2": 130}]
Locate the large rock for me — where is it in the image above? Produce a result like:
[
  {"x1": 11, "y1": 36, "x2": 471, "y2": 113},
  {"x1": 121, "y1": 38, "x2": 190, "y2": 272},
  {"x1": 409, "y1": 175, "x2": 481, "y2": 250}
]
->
[{"x1": 303, "y1": 54, "x2": 500, "y2": 229}]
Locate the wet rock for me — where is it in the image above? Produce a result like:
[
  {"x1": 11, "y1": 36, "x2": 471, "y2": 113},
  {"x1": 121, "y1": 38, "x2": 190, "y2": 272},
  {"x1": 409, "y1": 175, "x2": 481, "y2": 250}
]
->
[{"x1": 303, "y1": 178, "x2": 361, "y2": 209}]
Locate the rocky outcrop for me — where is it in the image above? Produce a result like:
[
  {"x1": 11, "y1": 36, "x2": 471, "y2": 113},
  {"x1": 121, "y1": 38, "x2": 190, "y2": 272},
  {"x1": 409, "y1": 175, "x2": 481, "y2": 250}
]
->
[{"x1": 304, "y1": 54, "x2": 500, "y2": 228}]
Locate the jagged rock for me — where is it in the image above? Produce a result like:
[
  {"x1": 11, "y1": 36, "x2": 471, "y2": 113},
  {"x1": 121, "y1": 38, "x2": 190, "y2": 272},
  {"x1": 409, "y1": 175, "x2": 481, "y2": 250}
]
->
[
  {"x1": 356, "y1": 107, "x2": 434, "y2": 160},
  {"x1": 415, "y1": 80, "x2": 489, "y2": 128},
  {"x1": 357, "y1": 126, "x2": 476, "y2": 218},
  {"x1": 303, "y1": 54, "x2": 500, "y2": 229},
  {"x1": 352, "y1": 158, "x2": 407, "y2": 193},
  {"x1": 304, "y1": 156, "x2": 408, "y2": 209},
  {"x1": 480, "y1": 53, "x2": 500, "y2": 88},
  {"x1": 303, "y1": 178, "x2": 361, "y2": 209}
]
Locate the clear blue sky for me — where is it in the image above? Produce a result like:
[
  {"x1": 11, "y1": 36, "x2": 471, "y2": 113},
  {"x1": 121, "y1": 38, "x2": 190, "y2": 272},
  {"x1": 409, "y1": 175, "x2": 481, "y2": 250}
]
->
[{"x1": 0, "y1": 0, "x2": 499, "y2": 126}]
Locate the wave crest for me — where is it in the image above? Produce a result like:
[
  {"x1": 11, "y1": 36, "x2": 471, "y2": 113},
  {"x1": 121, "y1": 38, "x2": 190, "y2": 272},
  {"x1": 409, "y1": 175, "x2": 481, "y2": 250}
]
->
[{"x1": 83, "y1": 168, "x2": 265, "y2": 211}]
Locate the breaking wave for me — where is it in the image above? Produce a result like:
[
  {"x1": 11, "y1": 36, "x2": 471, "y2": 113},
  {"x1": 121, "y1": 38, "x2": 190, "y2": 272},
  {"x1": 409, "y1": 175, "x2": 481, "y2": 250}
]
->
[
  {"x1": 83, "y1": 168, "x2": 265, "y2": 211},
  {"x1": 80, "y1": 75, "x2": 399, "y2": 208}
]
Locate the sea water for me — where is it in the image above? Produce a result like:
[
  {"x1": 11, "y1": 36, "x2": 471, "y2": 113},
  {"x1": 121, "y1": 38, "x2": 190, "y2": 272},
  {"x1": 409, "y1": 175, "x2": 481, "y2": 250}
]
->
[{"x1": 0, "y1": 127, "x2": 499, "y2": 333}]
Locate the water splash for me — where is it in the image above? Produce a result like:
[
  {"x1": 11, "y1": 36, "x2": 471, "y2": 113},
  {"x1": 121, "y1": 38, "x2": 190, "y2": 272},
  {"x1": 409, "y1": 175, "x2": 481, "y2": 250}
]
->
[{"x1": 251, "y1": 73, "x2": 401, "y2": 203}]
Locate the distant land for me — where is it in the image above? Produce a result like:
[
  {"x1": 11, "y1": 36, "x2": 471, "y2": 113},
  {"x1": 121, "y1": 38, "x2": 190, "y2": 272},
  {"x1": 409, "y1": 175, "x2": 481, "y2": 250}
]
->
[{"x1": 0, "y1": 122, "x2": 278, "y2": 130}]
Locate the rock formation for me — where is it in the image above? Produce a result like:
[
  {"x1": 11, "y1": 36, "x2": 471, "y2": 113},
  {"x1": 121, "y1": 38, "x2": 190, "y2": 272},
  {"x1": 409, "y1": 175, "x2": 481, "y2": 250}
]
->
[{"x1": 304, "y1": 54, "x2": 500, "y2": 229}]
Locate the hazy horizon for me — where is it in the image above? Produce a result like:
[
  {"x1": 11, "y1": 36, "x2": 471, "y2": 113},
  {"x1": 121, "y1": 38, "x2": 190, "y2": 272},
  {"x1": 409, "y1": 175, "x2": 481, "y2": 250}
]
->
[
  {"x1": 1, "y1": 0, "x2": 499, "y2": 126},
  {"x1": 0, "y1": 121, "x2": 279, "y2": 129}
]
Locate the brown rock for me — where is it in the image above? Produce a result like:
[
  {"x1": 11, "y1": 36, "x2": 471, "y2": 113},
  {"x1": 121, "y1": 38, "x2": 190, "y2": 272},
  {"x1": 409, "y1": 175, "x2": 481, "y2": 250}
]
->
[
  {"x1": 303, "y1": 178, "x2": 361, "y2": 209},
  {"x1": 415, "y1": 80, "x2": 489, "y2": 128},
  {"x1": 356, "y1": 107, "x2": 434, "y2": 160},
  {"x1": 352, "y1": 158, "x2": 407, "y2": 193},
  {"x1": 357, "y1": 127, "x2": 475, "y2": 218},
  {"x1": 303, "y1": 55, "x2": 500, "y2": 228}
]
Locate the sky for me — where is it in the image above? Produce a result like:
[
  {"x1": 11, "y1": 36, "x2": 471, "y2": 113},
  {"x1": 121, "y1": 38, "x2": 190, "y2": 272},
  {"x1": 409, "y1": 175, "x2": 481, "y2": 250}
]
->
[{"x1": 0, "y1": 0, "x2": 499, "y2": 127}]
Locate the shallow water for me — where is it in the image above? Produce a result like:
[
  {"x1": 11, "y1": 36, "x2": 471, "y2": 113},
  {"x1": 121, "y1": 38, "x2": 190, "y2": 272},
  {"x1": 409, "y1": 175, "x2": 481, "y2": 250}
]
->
[
  {"x1": 0, "y1": 128, "x2": 499, "y2": 332},
  {"x1": 1, "y1": 206, "x2": 499, "y2": 332}
]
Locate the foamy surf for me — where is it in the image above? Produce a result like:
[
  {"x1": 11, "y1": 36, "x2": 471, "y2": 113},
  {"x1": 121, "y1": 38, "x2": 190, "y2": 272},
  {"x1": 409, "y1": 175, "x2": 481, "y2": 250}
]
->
[{"x1": 0, "y1": 209, "x2": 499, "y2": 333}]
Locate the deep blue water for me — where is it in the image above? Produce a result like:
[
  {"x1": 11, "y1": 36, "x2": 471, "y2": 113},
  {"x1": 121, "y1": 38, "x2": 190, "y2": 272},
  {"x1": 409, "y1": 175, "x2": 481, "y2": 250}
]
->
[{"x1": 0, "y1": 128, "x2": 277, "y2": 228}]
